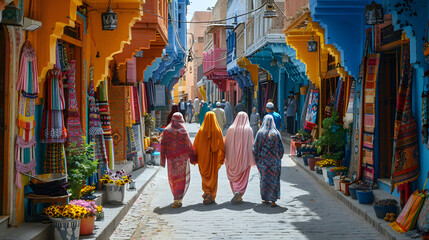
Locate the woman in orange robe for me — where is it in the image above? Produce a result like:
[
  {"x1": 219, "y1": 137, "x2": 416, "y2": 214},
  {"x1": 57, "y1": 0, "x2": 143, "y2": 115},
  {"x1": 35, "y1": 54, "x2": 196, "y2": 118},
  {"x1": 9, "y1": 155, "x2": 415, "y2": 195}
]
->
[{"x1": 193, "y1": 112, "x2": 225, "y2": 205}]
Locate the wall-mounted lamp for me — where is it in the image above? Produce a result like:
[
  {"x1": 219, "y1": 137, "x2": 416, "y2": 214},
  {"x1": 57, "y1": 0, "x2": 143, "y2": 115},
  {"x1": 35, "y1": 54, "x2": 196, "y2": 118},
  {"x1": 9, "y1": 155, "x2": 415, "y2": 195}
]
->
[
  {"x1": 96, "y1": 51, "x2": 100, "y2": 58},
  {"x1": 1, "y1": 1, "x2": 22, "y2": 26},
  {"x1": 307, "y1": 36, "x2": 317, "y2": 52},
  {"x1": 102, "y1": 0, "x2": 117, "y2": 31},
  {"x1": 263, "y1": 0, "x2": 278, "y2": 19},
  {"x1": 282, "y1": 54, "x2": 290, "y2": 63},
  {"x1": 365, "y1": 1, "x2": 384, "y2": 25}
]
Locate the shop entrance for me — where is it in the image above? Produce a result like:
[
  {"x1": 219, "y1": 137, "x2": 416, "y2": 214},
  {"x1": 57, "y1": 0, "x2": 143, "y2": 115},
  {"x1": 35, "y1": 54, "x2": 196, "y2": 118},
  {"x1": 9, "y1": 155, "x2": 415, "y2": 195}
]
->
[{"x1": 378, "y1": 48, "x2": 400, "y2": 178}]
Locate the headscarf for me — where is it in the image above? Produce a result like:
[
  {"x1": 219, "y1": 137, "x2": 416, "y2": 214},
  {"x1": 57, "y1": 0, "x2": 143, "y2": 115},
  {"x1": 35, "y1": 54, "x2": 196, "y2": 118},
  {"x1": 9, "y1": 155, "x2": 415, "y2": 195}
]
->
[
  {"x1": 253, "y1": 115, "x2": 284, "y2": 161},
  {"x1": 199, "y1": 102, "x2": 210, "y2": 125},
  {"x1": 224, "y1": 102, "x2": 234, "y2": 129},
  {"x1": 194, "y1": 112, "x2": 225, "y2": 166},
  {"x1": 167, "y1": 104, "x2": 179, "y2": 125},
  {"x1": 161, "y1": 113, "x2": 195, "y2": 162},
  {"x1": 224, "y1": 112, "x2": 255, "y2": 181}
]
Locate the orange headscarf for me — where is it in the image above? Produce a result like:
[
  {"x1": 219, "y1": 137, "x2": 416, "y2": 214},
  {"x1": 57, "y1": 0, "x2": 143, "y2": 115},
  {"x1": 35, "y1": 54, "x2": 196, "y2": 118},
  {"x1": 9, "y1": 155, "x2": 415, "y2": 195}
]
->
[{"x1": 194, "y1": 111, "x2": 225, "y2": 156}]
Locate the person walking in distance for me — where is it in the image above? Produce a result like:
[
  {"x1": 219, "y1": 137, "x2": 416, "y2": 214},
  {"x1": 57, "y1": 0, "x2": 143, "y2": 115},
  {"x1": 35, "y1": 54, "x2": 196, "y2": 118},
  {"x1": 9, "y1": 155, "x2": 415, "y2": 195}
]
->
[
  {"x1": 194, "y1": 97, "x2": 200, "y2": 122},
  {"x1": 250, "y1": 107, "x2": 260, "y2": 138},
  {"x1": 161, "y1": 113, "x2": 196, "y2": 208},
  {"x1": 178, "y1": 98, "x2": 187, "y2": 119},
  {"x1": 186, "y1": 99, "x2": 194, "y2": 123},
  {"x1": 265, "y1": 102, "x2": 281, "y2": 129},
  {"x1": 253, "y1": 115, "x2": 284, "y2": 207},
  {"x1": 284, "y1": 95, "x2": 297, "y2": 134},
  {"x1": 193, "y1": 112, "x2": 225, "y2": 205},
  {"x1": 224, "y1": 112, "x2": 255, "y2": 204},
  {"x1": 213, "y1": 102, "x2": 226, "y2": 133}
]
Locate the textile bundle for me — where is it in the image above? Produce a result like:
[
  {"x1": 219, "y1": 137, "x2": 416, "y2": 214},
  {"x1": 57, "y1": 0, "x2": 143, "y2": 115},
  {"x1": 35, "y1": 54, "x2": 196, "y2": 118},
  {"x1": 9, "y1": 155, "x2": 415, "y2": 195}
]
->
[
  {"x1": 98, "y1": 80, "x2": 115, "y2": 169},
  {"x1": 391, "y1": 43, "x2": 420, "y2": 193}
]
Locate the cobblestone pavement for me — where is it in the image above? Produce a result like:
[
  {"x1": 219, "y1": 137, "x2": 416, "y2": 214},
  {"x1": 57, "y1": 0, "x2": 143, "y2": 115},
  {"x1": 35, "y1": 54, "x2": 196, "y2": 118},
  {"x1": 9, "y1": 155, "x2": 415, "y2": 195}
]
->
[{"x1": 111, "y1": 123, "x2": 384, "y2": 240}]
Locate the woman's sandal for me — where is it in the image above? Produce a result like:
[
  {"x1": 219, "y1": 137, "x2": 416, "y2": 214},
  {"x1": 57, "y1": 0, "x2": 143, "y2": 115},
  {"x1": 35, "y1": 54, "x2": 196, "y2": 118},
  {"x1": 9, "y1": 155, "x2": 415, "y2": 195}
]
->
[
  {"x1": 172, "y1": 201, "x2": 182, "y2": 208},
  {"x1": 270, "y1": 202, "x2": 277, "y2": 208}
]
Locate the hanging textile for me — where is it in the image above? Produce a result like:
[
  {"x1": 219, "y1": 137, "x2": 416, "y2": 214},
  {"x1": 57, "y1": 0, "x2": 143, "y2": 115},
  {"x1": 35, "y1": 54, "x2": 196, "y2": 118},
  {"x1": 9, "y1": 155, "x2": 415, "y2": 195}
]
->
[
  {"x1": 63, "y1": 60, "x2": 83, "y2": 146},
  {"x1": 109, "y1": 87, "x2": 128, "y2": 162},
  {"x1": 303, "y1": 89, "x2": 319, "y2": 133},
  {"x1": 17, "y1": 42, "x2": 39, "y2": 94},
  {"x1": 132, "y1": 86, "x2": 141, "y2": 123},
  {"x1": 300, "y1": 83, "x2": 313, "y2": 130},
  {"x1": 39, "y1": 67, "x2": 67, "y2": 143},
  {"x1": 361, "y1": 53, "x2": 380, "y2": 184},
  {"x1": 131, "y1": 86, "x2": 144, "y2": 169},
  {"x1": 15, "y1": 136, "x2": 37, "y2": 189},
  {"x1": 98, "y1": 80, "x2": 115, "y2": 169},
  {"x1": 391, "y1": 43, "x2": 420, "y2": 193},
  {"x1": 44, "y1": 143, "x2": 65, "y2": 173},
  {"x1": 57, "y1": 41, "x2": 69, "y2": 72},
  {"x1": 422, "y1": 90, "x2": 429, "y2": 148}
]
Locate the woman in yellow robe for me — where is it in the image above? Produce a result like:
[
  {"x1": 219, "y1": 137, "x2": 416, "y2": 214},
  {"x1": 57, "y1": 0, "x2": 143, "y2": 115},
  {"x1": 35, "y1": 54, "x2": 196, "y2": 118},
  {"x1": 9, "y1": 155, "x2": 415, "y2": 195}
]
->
[{"x1": 193, "y1": 112, "x2": 225, "y2": 205}]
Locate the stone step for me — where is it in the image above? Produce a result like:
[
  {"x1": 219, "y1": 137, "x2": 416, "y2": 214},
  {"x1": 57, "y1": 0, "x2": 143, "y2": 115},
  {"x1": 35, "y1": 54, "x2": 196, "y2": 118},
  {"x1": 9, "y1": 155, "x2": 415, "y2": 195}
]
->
[{"x1": 0, "y1": 215, "x2": 9, "y2": 232}]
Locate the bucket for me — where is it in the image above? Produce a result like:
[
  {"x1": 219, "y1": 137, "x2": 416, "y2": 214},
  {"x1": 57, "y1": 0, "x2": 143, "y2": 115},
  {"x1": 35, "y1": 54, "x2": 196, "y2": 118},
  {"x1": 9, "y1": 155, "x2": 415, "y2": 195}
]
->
[
  {"x1": 144, "y1": 154, "x2": 153, "y2": 164},
  {"x1": 356, "y1": 190, "x2": 373, "y2": 204},
  {"x1": 322, "y1": 167, "x2": 334, "y2": 183},
  {"x1": 373, "y1": 205, "x2": 397, "y2": 219},
  {"x1": 152, "y1": 152, "x2": 160, "y2": 166},
  {"x1": 50, "y1": 217, "x2": 81, "y2": 240},
  {"x1": 349, "y1": 186, "x2": 358, "y2": 199},
  {"x1": 328, "y1": 176, "x2": 334, "y2": 186},
  {"x1": 333, "y1": 176, "x2": 341, "y2": 190},
  {"x1": 105, "y1": 183, "x2": 125, "y2": 204}
]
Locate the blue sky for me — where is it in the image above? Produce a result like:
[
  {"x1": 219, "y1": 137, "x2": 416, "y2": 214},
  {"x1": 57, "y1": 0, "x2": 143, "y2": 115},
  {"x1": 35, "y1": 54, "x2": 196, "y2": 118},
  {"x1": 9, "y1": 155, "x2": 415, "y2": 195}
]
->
[{"x1": 186, "y1": 0, "x2": 218, "y2": 21}]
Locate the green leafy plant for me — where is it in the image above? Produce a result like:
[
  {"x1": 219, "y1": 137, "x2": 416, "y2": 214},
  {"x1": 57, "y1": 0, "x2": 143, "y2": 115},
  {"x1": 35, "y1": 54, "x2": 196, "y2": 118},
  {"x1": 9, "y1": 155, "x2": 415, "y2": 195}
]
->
[
  {"x1": 313, "y1": 110, "x2": 346, "y2": 161},
  {"x1": 298, "y1": 129, "x2": 311, "y2": 140},
  {"x1": 66, "y1": 137, "x2": 98, "y2": 200}
]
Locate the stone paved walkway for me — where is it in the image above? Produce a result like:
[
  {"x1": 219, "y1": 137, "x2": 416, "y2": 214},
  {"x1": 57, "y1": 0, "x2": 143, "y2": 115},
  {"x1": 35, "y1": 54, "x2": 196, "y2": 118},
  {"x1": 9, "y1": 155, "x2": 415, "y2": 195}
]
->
[{"x1": 111, "y1": 123, "x2": 384, "y2": 240}]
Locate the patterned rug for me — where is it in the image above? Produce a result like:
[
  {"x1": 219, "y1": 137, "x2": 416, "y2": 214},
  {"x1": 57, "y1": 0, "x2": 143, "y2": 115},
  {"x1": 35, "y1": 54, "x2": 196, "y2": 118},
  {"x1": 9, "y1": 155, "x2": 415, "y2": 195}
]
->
[
  {"x1": 391, "y1": 43, "x2": 420, "y2": 192},
  {"x1": 361, "y1": 53, "x2": 380, "y2": 184},
  {"x1": 304, "y1": 90, "x2": 319, "y2": 133}
]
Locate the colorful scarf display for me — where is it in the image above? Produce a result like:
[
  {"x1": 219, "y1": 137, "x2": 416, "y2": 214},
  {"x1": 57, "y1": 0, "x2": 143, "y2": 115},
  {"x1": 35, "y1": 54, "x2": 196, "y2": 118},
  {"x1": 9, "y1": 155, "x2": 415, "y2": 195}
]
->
[
  {"x1": 98, "y1": 80, "x2": 115, "y2": 169},
  {"x1": 63, "y1": 60, "x2": 83, "y2": 146},
  {"x1": 44, "y1": 143, "x2": 65, "y2": 173},
  {"x1": 14, "y1": 136, "x2": 37, "y2": 189},
  {"x1": 391, "y1": 43, "x2": 420, "y2": 192},
  {"x1": 17, "y1": 42, "x2": 39, "y2": 94},
  {"x1": 304, "y1": 90, "x2": 319, "y2": 133}
]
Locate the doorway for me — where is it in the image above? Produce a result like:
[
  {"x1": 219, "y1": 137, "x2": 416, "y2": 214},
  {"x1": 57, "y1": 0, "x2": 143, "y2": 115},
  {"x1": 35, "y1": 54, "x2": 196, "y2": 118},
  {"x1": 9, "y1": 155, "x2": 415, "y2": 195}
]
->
[{"x1": 378, "y1": 49, "x2": 400, "y2": 178}]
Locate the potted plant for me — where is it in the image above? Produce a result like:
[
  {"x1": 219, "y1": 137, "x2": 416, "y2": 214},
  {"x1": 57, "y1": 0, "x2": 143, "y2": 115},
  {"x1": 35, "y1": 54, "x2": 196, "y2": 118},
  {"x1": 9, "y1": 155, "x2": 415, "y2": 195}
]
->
[
  {"x1": 313, "y1": 110, "x2": 346, "y2": 162},
  {"x1": 316, "y1": 159, "x2": 338, "y2": 183},
  {"x1": 101, "y1": 170, "x2": 131, "y2": 204},
  {"x1": 79, "y1": 185, "x2": 96, "y2": 200},
  {"x1": 339, "y1": 176, "x2": 352, "y2": 196},
  {"x1": 43, "y1": 204, "x2": 88, "y2": 240},
  {"x1": 348, "y1": 184, "x2": 358, "y2": 200},
  {"x1": 66, "y1": 138, "x2": 99, "y2": 200},
  {"x1": 373, "y1": 199, "x2": 398, "y2": 219},
  {"x1": 69, "y1": 200, "x2": 101, "y2": 235},
  {"x1": 356, "y1": 185, "x2": 373, "y2": 204},
  {"x1": 144, "y1": 113, "x2": 156, "y2": 137}
]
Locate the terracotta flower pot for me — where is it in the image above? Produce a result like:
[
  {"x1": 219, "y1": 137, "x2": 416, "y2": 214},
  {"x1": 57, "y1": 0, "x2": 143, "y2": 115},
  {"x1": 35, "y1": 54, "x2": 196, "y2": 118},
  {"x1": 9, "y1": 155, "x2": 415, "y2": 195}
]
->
[
  {"x1": 80, "y1": 216, "x2": 95, "y2": 235},
  {"x1": 308, "y1": 157, "x2": 321, "y2": 171}
]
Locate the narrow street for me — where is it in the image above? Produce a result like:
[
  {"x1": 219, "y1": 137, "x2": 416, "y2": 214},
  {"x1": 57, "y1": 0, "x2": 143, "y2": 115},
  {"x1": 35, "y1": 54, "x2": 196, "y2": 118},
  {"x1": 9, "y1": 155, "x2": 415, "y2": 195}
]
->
[{"x1": 111, "y1": 123, "x2": 383, "y2": 240}]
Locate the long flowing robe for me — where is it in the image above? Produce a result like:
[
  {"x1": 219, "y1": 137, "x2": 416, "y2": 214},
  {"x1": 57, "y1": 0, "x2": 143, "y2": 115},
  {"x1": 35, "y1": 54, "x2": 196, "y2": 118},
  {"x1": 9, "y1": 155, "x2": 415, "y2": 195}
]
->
[
  {"x1": 193, "y1": 112, "x2": 225, "y2": 200},
  {"x1": 250, "y1": 110, "x2": 260, "y2": 138},
  {"x1": 167, "y1": 105, "x2": 179, "y2": 125},
  {"x1": 199, "y1": 103, "x2": 210, "y2": 125},
  {"x1": 224, "y1": 102, "x2": 234, "y2": 129},
  {"x1": 253, "y1": 115, "x2": 284, "y2": 202},
  {"x1": 213, "y1": 107, "x2": 226, "y2": 130},
  {"x1": 161, "y1": 113, "x2": 196, "y2": 200},
  {"x1": 224, "y1": 112, "x2": 255, "y2": 195}
]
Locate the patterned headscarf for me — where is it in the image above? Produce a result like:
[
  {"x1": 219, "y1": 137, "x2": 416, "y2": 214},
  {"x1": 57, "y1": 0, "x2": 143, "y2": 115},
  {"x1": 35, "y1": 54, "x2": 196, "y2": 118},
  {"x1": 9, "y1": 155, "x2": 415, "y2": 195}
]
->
[
  {"x1": 161, "y1": 113, "x2": 195, "y2": 160},
  {"x1": 167, "y1": 104, "x2": 179, "y2": 125},
  {"x1": 253, "y1": 115, "x2": 284, "y2": 161}
]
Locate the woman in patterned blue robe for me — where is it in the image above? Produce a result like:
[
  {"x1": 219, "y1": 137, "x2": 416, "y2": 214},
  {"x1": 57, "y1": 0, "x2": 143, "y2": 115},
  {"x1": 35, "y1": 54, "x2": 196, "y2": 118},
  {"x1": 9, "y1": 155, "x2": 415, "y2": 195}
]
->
[{"x1": 253, "y1": 115, "x2": 284, "y2": 207}]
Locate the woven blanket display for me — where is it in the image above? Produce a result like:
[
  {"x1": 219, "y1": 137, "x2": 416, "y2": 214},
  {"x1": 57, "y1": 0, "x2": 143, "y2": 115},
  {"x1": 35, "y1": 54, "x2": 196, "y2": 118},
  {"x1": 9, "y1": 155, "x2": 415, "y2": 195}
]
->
[
  {"x1": 98, "y1": 80, "x2": 115, "y2": 170},
  {"x1": 304, "y1": 90, "x2": 319, "y2": 133},
  {"x1": 361, "y1": 54, "x2": 380, "y2": 184}
]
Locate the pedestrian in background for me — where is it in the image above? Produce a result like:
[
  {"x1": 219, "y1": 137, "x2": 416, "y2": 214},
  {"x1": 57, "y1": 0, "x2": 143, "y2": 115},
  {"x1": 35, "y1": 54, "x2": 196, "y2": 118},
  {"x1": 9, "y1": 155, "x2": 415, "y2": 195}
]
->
[
  {"x1": 224, "y1": 112, "x2": 255, "y2": 204},
  {"x1": 253, "y1": 115, "x2": 284, "y2": 207},
  {"x1": 213, "y1": 102, "x2": 226, "y2": 132},
  {"x1": 161, "y1": 113, "x2": 196, "y2": 208},
  {"x1": 194, "y1": 97, "x2": 200, "y2": 122},
  {"x1": 186, "y1": 99, "x2": 194, "y2": 123},
  {"x1": 167, "y1": 104, "x2": 179, "y2": 125},
  {"x1": 193, "y1": 112, "x2": 225, "y2": 205},
  {"x1": 265, "y1": 102, "x2": 281, "y2": 129},
  {"x1": 224, "y1": 101, "x2": 234, "y2": 131},
  {"x1": 249, "y1": 107, "x2": 260, "y2": 138},
  {"x1": 234, "y1": 98, "x2": 247, "y2": 117},
  {"x1": 285, "y1": 95, "x2": 297, "y2": 134},
  {"x1": 178, "y1": 98, "x2": 187, "y2": 119},
  {"x1": 199, "y1": 102, "x2": 210, "y2": 125}
]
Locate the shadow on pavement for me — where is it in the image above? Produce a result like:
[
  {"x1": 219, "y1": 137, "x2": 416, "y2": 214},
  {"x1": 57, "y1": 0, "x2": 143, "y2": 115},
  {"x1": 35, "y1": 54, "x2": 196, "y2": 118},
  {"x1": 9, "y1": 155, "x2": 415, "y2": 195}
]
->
[{"x1": 153, "y1": 201, "x2": 257, "y2": 215}]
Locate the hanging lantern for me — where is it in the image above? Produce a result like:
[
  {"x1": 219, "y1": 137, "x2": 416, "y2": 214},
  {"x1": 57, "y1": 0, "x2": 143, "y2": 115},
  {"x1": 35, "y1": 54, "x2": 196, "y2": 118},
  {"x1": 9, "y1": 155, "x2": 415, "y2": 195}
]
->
[
  {"x1": 1, "y1": 1, "x2": 22, "y2": 26},
  {"x1": 365, "y1": 1, "x2": 384, "y2": 25},
  {"x1": 263, "y1": 0, "x2": 278, "y2": 19},
  {"x1": 102, "y1": 0, "x2": 117, "y2": 31},
  {"x1": 307, "y1": 36, "x2": 317, "y2": 52}
]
